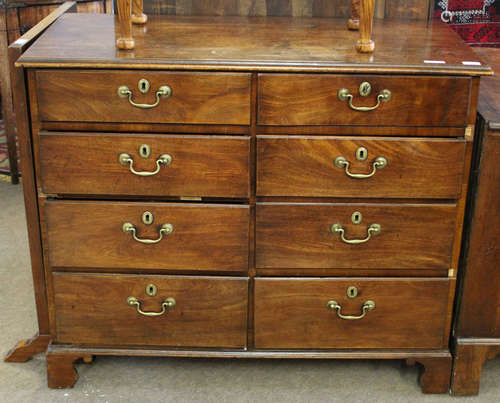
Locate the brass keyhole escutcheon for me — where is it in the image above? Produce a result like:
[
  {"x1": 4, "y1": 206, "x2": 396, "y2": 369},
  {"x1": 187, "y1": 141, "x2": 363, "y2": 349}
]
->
[
  {"x1": 139, "y1": 144, "x2": 151, "y2": 159},
  {"x1": 356, "y1": 147, "x2": 368, "y2": 161},
  {"x1": 359, "y1": 82, "x2": 372, "y2": 97},
  {"x1": 145, "y1": 284, "x2": 158, "y2": 297},
  {"x1": 351, "y1": 211, "x2": 363, "y2": 225},
  {"x1": 142, "y1": 211, "x2": 154, "y2": 225},
  {"x1": 347, "y1": 286, "x2": 358, "y2": 299},
  {"x1": 138, "y1": 78, "x2": 151, "y2": 94}
]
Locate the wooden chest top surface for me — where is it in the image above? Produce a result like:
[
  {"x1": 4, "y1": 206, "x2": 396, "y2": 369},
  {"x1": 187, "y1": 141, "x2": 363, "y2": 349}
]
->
[
  {"x1": 17, "y1": 13, "x2": 490, "y2": 75},
  {"x1": 474, "y1": 48, "x2": 500, "y2": 128}
]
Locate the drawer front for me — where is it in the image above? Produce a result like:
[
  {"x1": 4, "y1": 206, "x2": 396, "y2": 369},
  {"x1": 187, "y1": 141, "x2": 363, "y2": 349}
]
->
[
  {"x1": 53, "y1": 273, "x2": 248, "y2": 347},
  {"x1": 254, "y1": 278, "x2": 449, "y2": 349},
  {"x1": 46, "y1": 201, "x2": 249, "y2": 271},
  {"x1": 257, "y1": 137, "x2": 465, "y2": 199},
  {"x1": 256, "y1": 203, "x2": 456, "y2": 270},
  {"x1": 36, "y1": 70, "x2": 251, "y2": 125},
  {"x1": 258, "y1": 74, "x2": 470, "y2": 127},
  {"x1": 39, "y1": 133, "x2": 250, "y2": 198}
]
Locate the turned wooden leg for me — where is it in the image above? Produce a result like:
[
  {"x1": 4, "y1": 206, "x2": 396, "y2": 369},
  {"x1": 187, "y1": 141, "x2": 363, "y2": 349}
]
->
[
  {"x1": 347, "y1": 0, "x2": 360, "y2": 30},
  {"x1": 406, "y1": 356, "x2": 452, "y2": 394},
  {"x1": 452, "y1": 343, "x2": 500, "y2": 395},
  {"x1": 356, "y1": 0, "x2": 375, "y2": 53},
  {"x1": 46, "y1": 351, "x2": 93, "y2": 389},
  {"x1": 4, "y1": 334, "x2": 51, "y2": 363},
  {"x1": 132, "y1": 0, "x2": 147, "y2": 24},
  {"x1": 117, "y1": 0, "x2": 135, "y2": 50}
]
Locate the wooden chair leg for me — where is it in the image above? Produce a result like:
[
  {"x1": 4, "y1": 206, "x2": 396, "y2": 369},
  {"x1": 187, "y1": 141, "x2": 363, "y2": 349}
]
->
[
  {"x1": 406, "y1": 356, "x2": 452, "y2": 394},
  {"x1": 116, "y1": 0, "x2": 135, "y2": 50},
  {"x1": 356, "y1": 0, "x2": 375, "y2": 53},
  {"x1": 132, "y1": 0, "x2": 147, "y2": 24},
  {"x1": 348, "y1": 0, "x2": 360, "y2": 30},
  {"x1": 46, "y1": 351, "x2": 93, "y2": 389}
]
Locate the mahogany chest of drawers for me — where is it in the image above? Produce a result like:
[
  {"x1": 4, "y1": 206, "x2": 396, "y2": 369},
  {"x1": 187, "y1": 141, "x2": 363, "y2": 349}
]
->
[{"x1": 4, "y1": 5, "x2": 491, "y2": 393}]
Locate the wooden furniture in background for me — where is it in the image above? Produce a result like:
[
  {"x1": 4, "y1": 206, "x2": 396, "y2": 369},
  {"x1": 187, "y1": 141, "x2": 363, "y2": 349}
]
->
[
  {"x1": 117, "y1": 0, "x2": 433, "y2": 51},
  {"x1": 0, "y1": 0, "x2": 111, "y2": 184},
  {"x1": 4, "y1": 2, "x2": 490, "y2": 393},
  {"x1": 451, "y1": 47, "x2": 500, "y2": 396}
]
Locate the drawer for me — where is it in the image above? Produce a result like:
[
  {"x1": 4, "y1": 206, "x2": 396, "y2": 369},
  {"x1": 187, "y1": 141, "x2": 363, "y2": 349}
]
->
[
  {"x1": 39, "y1": 132, "x2": 250, "y2": 198},
  {"x1": 257, "y1": 136, "x2": 465, "y2": 198},
  {"x1": 258, "y1": 74, "x2": 470, "y2": 127},
  {"x1": 45, "y1": 201, "x2": 249, "y2": 271},
  {"x1": 254, "y1": 278, "x2": 450, "y2": 349},
  {"x1": 35, "y1": 70, "x2": 251, "y2": 125},
  {"x1": 53, "y1": 273, "x2": 248, "y2": 347},
  {"x1": 256, "y1": 203, "x2": 456, "y2": 270}
]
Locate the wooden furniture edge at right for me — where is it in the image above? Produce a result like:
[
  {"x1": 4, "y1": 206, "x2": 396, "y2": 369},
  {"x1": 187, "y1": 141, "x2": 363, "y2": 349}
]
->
[
  {"x1": 3, "y1": 1, "x2": 78, "y2": 363},
  {"x1": 452, "y1": 339, "x2": 500, "y2": 395},
  {"x1": 116, "y1": 0, "x2": 376, "y2": 53}
]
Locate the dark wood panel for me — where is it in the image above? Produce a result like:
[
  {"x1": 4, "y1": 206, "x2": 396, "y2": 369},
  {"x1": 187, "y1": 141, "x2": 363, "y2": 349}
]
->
[
  {"x1": 258, "y1": 74, "x2": 471, "y2": 127},
  {"x1": 257, "y1": 136, "x2": 466, "y2": 198},
  {"x1": 254, "y1": 277, "x2": 449, "y2": 349},
  {"x1": 35, "y1": 70, "x2": 252, "y2": 124},
  {"x1": 45, "y1": 201, "x2": 249, "y2": 271},
  {"x1": 457, "y1": 121, "x2": 500, "y2": 337},
  {"x1": 53, "y1": 273, "x2": 248, "y2": 347},
  {"x1": 39, "y1": 132, "x2": 250, "y2": 198},
  {"x1": 256, "y1": 203, "x2": 457, "y2": 269}
]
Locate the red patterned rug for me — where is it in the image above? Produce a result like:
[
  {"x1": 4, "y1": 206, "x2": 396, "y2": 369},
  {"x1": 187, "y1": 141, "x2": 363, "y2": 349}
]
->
[{"x1": 435, "y1": 0, "x2": 500, "y2": 46}]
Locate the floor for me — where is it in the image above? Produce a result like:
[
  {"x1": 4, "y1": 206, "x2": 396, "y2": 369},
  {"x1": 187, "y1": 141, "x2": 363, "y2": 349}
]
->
[{"x1": 1, "y1": 180, "x2": 499, "y2": 403}]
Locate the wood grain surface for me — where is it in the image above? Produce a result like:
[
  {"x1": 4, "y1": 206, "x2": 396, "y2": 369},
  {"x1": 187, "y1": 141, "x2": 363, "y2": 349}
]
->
[
  {"x1": 17, "y1": 14, "x2": 490, "y2": 76},
  {"x1": 35, "y1": 70, "x2": 251, "y2": 124},
  {"x1": 53, "y1": 273, "x2": 249, "y2": 347},
  {"x1": 258, "y1": 74, "x2": 471, "y2": 127},
  {"x1": 257, "y1": 136, "x2": 466, "y2": 198},
  {"x1": 254, "y1": 277, "x2": 450, "y2": 349},
  {"x1": 39, "y1": 132, "x2": 250, "y2": 198},
  {"x1": 45, "y1": 201, "x2": 249, "y2": 271},
  {"x1": 256, "y1": 203, "x2": 457, "y2": 269}
]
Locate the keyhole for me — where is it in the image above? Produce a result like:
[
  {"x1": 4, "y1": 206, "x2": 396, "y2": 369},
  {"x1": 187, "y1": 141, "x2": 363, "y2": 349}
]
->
[
  {"x1": 347, "y1": 286, "x2": 358, "y2": 299},
  {"x1": 145, "y1": 284, "x2": 158, "y2": 297},
  {"x1": 138, "y1": 78, "x2": 150, "y2": 94},
  {"x1": 351, "y1": 211, "x2": 363, "y2": 225},
  {"x1": 139, "y1": 144, "x2": 151, "y2": 159},
  {"x1": 356, "y1": 147, "x2": 368, "y2": 161},
  {"x1": 142, "y1": 211, "x2": 154, "y2": 225}
]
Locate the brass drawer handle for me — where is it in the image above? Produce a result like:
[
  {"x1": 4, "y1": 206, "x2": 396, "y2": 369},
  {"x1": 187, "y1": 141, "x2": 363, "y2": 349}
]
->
[
  {"x1": 334, "y1": 156, "x2": 387, "y2": 179},
  {"x1": 330, "y1": 223, "x2": 381, "y2": 245},
  {"x1": 327, "y1": 300, "x2": 376, "y2": 320},
  {"x1": 127, "y1": 296, "x2": 176, "y2": 317},
  {"x1": 119, "y1": 153, "x2": 172, "y2": 176},
  {"x1": 122, "y1": 222, "x2": 174, "y2": 244},
  {"x1": 338, "y1": 88, "x2": 391, "y2": 112},
  {"x1": 117, "y1": 85, "x2": 172, "y2": 109}
]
